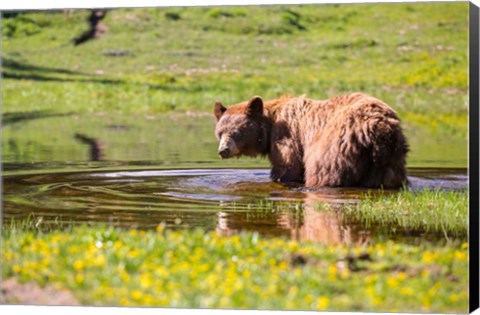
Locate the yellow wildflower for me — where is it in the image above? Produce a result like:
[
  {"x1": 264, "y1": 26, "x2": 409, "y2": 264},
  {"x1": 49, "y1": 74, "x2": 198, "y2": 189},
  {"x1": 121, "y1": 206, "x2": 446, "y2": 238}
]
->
[
  {"x1": 428, "y1": 283, "x2": 441, "y2": 296},
  {"x1": 93, "y1": 254, "x2": 106, "y2": 267},
  {"x1": 316, "y1": 296, "x2": 330, "y2": 309},
  {"x1": 397, "y1": 272, "x2": 407, "y2": 281},
  {"x1": 13, "y1": 264, "x2": 21, "y2": 273},
  {"x1": 155, "y1": 266, "x2": 168, "y2": 278},
  {"x1": 278, "y1": 261, "x2": 289, "y2": 271},
  {"x1": 366, "y1": 285, "x2": 376, "y2": 297},
  {"x1": 131, "y1": 289, "x2": 142, "y2": 300},
  {"x1": 75, "y1": 273, "x2": 85, "y2": 284},
  {"x1": 69, "y1": 245, "x2": 80, "y2": 254},
  {"x1": 328, "y1": 264, "x2": 337, "y2": 276},
  {"x1": 73, "y1": 260, "x2": 85, "y2": 270},
  {"x1": 304, "y1": 294, "x2": 314, "y2": 306},
  {"x1": 140, "y1": 273, "x2": 154, "y2": 288},
  {"x1": 51, "y1": 235, "x2": 63, "y2": 243},
  {"x1": 450, "y1": 294, "x2": 459, "y2": 302},
  {"x1": 454, "y1": 250, "x2": 467, "y2": 261},
  {"x1": 421, "y1": 296, "x2": 431, "y2": 309},
  {"x1": 372, "y1": 296, "x2": 383, "y2": 306},
  {"x1": 400, "y1": 287, "x2": 414, "y2": 296},
  {"x1": 340, "y1": 269, "x2": 350, "y2": 279},
  {"x1": 143, "y1": 294, "x2": 154, "y2": 305},
  {"x1": 422, "y1": 251, "x2": 438, "y2": 264},
  {"x1": 387, "y1": 276, "x2": 399, "y2": 288},
  {"x1": 288, "y1": 286, "x2": 299, "y2": 297},
  {"x1": 120, "y1": 270, "x2": 130, "y2": 282},
  {"x1": 127, "y1": 249, "x2": 140, "y2": 258}
]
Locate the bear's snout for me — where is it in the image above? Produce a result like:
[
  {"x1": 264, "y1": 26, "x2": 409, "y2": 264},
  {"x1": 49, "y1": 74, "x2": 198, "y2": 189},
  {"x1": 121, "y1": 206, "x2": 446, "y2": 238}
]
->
[
  {"x1": 217, "y1": 135, "x2": 240, "y2": 159},
  {"x1": 218, "y1": 148, "x2": 231, "y2": 159}
]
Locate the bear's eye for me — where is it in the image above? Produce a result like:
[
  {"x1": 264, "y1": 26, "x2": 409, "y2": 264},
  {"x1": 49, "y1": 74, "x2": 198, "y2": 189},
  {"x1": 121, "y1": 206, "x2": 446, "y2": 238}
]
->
[{"x1": 217, "y1": 132, "x2": 223, "y2": 139}]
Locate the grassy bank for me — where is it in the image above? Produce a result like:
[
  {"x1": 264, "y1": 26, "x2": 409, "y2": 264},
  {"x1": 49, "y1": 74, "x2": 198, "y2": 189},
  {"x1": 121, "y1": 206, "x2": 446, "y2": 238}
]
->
[
  {"x1": 316, "y1": 189, "x2": 469, "y2": 238},
  {"x1": 1, "y1": 224, "x2": 468, "y2": 312},
  {"x1": 2, "y1": 3, "x2": 468, "y2": 138},
  {"x1": 1, "y1": 188, "x2": 470, "y2": 311}
]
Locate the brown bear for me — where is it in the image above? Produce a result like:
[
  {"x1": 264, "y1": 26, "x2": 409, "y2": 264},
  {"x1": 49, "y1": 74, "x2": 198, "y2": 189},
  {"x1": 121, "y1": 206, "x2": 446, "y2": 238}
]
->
[{"x1": 213, "y1": 92, "x2": 409, "y2": 188}]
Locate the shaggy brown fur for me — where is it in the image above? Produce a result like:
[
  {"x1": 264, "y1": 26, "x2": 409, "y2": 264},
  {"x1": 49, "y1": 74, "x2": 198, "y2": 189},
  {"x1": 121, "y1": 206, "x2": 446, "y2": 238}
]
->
[{"x1": 214, "y1": 92, "x2": 409, "y2": 188}]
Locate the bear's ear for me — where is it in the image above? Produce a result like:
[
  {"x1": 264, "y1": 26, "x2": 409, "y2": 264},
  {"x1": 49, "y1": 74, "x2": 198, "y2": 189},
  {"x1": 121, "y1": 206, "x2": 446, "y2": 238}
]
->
[
  {"x1": 214, "y1": 101, "x2": 227, "y2": 121},
  {"x1": 247, "y1": 96, "x2": 263, "y2": 117}
]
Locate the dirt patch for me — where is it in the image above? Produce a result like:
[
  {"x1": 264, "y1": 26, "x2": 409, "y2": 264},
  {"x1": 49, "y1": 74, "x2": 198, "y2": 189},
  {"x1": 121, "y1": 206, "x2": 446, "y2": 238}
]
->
[{"x1": 1, "y1": 278, "x2": 80, "y2": 306}]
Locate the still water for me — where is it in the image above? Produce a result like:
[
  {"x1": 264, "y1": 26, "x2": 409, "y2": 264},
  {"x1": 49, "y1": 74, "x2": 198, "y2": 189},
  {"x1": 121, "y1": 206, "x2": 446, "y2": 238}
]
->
[{"x1": 2, "y1": 113, "x2": 468, "y2": 244}]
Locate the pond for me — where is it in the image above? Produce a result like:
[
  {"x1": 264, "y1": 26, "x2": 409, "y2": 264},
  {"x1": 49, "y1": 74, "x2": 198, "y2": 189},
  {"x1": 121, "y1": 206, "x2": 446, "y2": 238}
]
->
[{"x1": 2, "y1": 113, "x2": 468, "y2": 245}]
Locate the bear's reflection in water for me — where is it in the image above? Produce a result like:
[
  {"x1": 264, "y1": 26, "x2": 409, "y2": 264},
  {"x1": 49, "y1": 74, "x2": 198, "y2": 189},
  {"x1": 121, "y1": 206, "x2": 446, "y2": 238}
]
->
[{"x1": 215, "y1": 187, "x2": 373, "y2": 245}]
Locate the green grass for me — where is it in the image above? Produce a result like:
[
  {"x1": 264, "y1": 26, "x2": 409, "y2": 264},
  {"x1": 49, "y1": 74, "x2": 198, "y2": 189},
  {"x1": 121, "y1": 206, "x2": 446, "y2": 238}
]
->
[
  {"x1": 2, "y1": 224, "x2": 469, "y2": 312},
  {"x1": 316, "y1": 189, "x2": 469, "y2": 238},
  {"x1": 2, "y1": 3, "x2": 469, "y2": 140}
]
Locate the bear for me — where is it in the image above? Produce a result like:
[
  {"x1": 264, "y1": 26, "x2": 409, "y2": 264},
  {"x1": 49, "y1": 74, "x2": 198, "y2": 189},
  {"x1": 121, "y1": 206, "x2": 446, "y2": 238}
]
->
[{"x1": 213, "y1": 92, "x2": 409, "y2": 188}]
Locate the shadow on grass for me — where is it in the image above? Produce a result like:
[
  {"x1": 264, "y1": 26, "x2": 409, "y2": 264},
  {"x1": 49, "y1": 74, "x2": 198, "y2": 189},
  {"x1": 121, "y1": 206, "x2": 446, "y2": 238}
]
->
[
  {"x1": 2, "y1": 57, "x2": 219, "y2": 93},
  {"x1": 3, "y1": 71, "x2": 126, "y2": 85},
  {"x1": 3, "y1": 58, "x2": 91, "y2": 77},
  {"x1": 2, "y1": 57, "x2": 126, "y2": 85},
  {"x1": 3, "y1": 57, "x2": 123, "y2": 84},
  {"x1": 2, "y1": 110, "x2": 75, "y2": 126}
]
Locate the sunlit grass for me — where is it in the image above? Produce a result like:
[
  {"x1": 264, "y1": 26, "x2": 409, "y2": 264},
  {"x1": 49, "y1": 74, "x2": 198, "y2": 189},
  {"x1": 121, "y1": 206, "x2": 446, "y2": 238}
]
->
[
  {"x1": 316, "y1": 189, "x2": 468, "y2": 238},
  {"x1": 2, "y1": 3, "x2": 468, "y2": 120},
  {"x1": 2, "y1": 224, "x2": 468, "y2": 312}
]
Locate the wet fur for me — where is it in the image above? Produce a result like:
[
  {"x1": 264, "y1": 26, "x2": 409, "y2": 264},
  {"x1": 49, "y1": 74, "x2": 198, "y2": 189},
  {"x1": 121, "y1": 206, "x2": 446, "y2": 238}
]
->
[{"x1": 214, "y1": 93, "x2": 409, "y2": 188}]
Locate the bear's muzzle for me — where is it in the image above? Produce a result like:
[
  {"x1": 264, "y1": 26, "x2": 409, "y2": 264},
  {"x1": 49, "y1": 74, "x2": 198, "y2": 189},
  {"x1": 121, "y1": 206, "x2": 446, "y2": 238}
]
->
[
  {"x1": 218, "y1": 135, "x2": 239, "y2": 159},
  {"x1": 218, "y1": 148, "x2": 231, "y2": 159}
]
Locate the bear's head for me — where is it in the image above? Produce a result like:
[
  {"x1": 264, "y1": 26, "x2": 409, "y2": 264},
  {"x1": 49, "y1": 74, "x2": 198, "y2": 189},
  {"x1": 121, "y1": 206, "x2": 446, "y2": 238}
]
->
[{"x1": 213, "y1": 96, "x2": 271, "y2": 159}]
